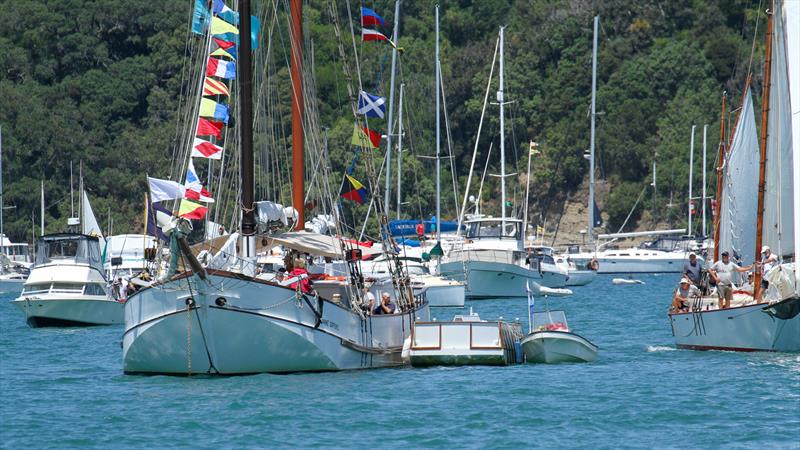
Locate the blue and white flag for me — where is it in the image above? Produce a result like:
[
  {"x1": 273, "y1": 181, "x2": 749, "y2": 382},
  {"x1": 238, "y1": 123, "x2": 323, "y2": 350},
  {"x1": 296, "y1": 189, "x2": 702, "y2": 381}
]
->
[{"x1": 357, "y1": 91, "x2": 386, "y2": 119}]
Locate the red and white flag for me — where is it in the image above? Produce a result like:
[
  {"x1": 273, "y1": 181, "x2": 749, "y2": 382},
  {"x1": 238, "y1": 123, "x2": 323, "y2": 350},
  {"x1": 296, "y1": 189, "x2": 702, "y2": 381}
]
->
[
  {"x1": 192, "y1": 138, "x2": 223, "y2": 160},
  {"x1": 184, "y1": 160, "x2": 215, "y2": 203},
  {"x1": 362, "y1": 28, "x2": 388, "y2": 42}
]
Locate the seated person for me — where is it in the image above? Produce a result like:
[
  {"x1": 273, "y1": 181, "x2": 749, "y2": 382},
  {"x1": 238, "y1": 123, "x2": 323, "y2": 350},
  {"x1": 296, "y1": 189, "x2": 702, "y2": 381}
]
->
[
  {"x1": 288, "y1": 259, "x2": 312, "y2": 293},
  {"x1": 671, "y1": 278, "x2": 699, "y2": 313},
  {"x1": 373, "y1": 292, "x2": 397, "y2": 315},
  {"x1": 362, "y1": 286, "x2": 376, "y2": 315},
  {"x1": 739, "y1": 272, "x2": 755, "y2": 294}
]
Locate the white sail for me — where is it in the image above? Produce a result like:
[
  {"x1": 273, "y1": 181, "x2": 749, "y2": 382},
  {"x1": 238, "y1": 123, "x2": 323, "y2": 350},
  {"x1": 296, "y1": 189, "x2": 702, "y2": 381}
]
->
[
  {"x1": 81, "y1": 190, "x2": 105, "y2": 246},
  {"x1": 762, "y1": 0, "x2": 795, "y2": 259},
  {"x1": 718, "y1": 86, "x2": 759, "y2": 261},
  {"x1": 783, "y1": 0, "x2": 800, "y2": 271}
]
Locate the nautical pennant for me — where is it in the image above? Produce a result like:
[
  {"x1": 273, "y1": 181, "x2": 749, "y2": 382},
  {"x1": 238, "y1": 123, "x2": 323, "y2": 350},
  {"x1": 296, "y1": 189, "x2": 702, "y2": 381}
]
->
[
  {"x1": 361, "y1": 7, "x2": 385, "y2": 27},
  {"x1": 206, "y1": 57, "x2": 236, "y2": 79},
  {"x1": 212, "y1": 0, "x2": 239, "y2": 25},
  {"x1": 529, "y1": 141, "x2": 540, "y2": 156},
  {"x1": 203, "y1": 76, "x2": 230, "y2": 97},
  {"x1": 178, "y1": 199, "x2": 209, "y2": 219},
  {"x1": 357, "y1": 91, "x2": 386, "y2": 119},
  {"x1": 362, "y1": 28, "x2": 389, "y2": 42},
  {"x1": 351, "y1": 123, "x2": 381, "y2": 149},
  {"x1": 184, "y1": 160, "x2": 215, "y2": 203},
  {"x1": 196, "y1": 118, "x2": 224, "y2": 139},
  {"x1": 192, "y1": 138, "x2": 223, "y2": 160},
  {"x1": 210, "y1": 37, "x2": 237, "y2": 60},
  {"x1": 210, "y1": 16, "x2": 239, "y2": 36},
  {"x1": 199, "y1": 98, "x2": 230, "y2": 123},
  {"x1": 340, "y1": 175, "x2": 368, "y2": 204}
]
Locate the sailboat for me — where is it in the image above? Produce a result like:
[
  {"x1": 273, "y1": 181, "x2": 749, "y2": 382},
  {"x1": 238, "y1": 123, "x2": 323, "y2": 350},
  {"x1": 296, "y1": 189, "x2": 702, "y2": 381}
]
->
[
  {"x1": 669, "y1": 1, "x2": 799, "y2": 352},
  {"x1": 440, "y1": 27, "x2": 551, "y2": 298},
  {"x1": 0, "y1": 127, "x2": 32, "y2": 294},
  {"x1": 123, "y1": 0, "x2": 429, "y2": 375},
  {"x1": 12, "y1": 185, "x2": 119, "y2": 327}
]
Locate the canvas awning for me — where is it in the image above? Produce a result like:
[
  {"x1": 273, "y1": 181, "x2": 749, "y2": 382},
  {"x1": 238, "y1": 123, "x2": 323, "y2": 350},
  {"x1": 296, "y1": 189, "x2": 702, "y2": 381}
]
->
[{"x1": 190, "y1": 231, "x2": 383, "y2": 259}]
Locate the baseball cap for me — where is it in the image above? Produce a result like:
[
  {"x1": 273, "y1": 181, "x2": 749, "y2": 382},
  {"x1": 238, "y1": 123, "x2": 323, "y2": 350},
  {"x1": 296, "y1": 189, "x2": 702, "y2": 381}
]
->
[
  {"x1": 680, "y1": 277, "x2": 691, "y2": 284},
  {"x1": 721, "y1": 251, "x2": 729, "y2": 257},
  {"x1": 761, "y1": 245, "x2": 770, "y2": 254},
  {"x1": 689, "y1": 252, "x2": 696, "y2": 257}
]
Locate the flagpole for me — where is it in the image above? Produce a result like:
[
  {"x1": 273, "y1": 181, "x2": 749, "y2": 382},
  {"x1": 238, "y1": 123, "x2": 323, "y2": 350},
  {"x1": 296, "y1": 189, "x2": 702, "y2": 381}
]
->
[
  {"x1": 688, "y1": 124, "x2": 695, "y2": 235},
  {"x1": 435, "y1": 5, "x2": 441, "y2": 243},
  {"x1": 499, "y1": 26, "x2": 506, "y2": 230},
  {"x1": 588, "y1": 16, "x2": 598, "y2": 244},
  {"x1": 383, "y1": 0, "x2": 400, "y2": 214}
]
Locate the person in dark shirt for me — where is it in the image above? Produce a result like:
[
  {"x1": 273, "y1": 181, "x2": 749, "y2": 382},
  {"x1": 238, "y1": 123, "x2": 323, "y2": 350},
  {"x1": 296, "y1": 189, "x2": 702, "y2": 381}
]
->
[
  {"x1": 682, "y1": 253, "x2": 704, "y2": 286},
  {"x1": 373, "y1": 292, "x2": 397, "y2": 315}
]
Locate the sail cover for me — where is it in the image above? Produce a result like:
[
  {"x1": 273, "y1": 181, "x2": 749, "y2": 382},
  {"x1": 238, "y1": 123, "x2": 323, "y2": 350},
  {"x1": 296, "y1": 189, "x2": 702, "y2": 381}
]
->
[
  {"x1": 762, "y1": 0, "x2": 795, "y2": 259},
  {"x1": 718, "y1": 86, "x2": 759, "y2": 261}
]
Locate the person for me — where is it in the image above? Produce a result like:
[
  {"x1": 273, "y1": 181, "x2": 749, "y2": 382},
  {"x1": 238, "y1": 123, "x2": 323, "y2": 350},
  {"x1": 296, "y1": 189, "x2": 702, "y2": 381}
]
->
[
  {"x1": 288, "y1": 259, "x2": 311, "y2": 293},
  {"x1": 525, "y1": 248, "x2": 535, "y2": 267},
  {"x1": 362, "y1": 286, "x2": 376, "y2": 315},
  {"x1": 758, "y1": 246, "x2": 779, "y2": 293},
  {"x1": 373, "y1": 292, "x2": 397, "y2": 315},
  {"x1": 739, "y1": 272, "x2": 755, "y2": 294},
  {"x1": 709, "y1": 251, "x2": 751, "y2": 309},
  {"x1": 682, "y1": 253, "x2": 704, "y2": 287},
  {"x1": 111, "y1": 277, "x2": 123, "y2": 300},
  {"x1": 671, "y1": 277, "x2": 699, "y2": 313}
]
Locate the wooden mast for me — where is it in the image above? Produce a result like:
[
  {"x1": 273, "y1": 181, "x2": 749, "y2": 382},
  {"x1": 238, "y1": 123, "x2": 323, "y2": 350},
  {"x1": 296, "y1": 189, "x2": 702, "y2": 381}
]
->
[
  {"x1": 754, "y1": 7, "x2": 774, "y2": 300},
  {"x1": 712, "y1": 93, "x2": 726, "y2": 261},
  {"x1": 239, "y1": 0, "x2": 256, "y2": 270},
  {"x1": 290, "y1": 0, "x2": 305, "y2": 230}
]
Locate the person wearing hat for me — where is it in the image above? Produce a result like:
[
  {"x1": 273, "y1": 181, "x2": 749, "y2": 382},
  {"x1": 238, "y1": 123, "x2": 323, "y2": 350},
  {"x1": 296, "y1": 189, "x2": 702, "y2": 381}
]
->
[
  {"x1": 709, "y1": 251, "x2": 751, "y2": 309},
  {"x1": 671, "y1": 277, "x2": 700, "y2": 313},
  {"x1": 682, "y1": 252, "x2": 704, "y2": 289},
  {"x1": 758, "y1": 246, "x2": 779, "y2": 293}
]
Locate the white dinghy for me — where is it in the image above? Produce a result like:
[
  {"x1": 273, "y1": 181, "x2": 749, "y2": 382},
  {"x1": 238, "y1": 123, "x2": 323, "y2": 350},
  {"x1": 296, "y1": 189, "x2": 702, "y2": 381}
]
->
[
  {"x1": 612, "y1": 278, "x2": 645, "y2": 285},
  {"x1": 521, "y1": 284, "x2": 598, "y2": 363}
]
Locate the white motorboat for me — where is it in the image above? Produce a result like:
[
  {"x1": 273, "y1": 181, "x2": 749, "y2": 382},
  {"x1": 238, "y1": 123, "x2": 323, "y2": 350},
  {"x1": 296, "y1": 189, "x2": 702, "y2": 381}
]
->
[
  {"x1": 409, "y1": 308, "x2": 523, "y2": 366},
  {"x1": 105, "y1": 234, "x2": 159, "y2": 281},
  {"x1": 670, "y1": 2, "x2": 799, "y2": 354},
  {"x1": 12, "y1": 233, "x2": 121, "y2": 327},
  {"x1": 569, "y1": 234, "x2": 702, "y2": 274},
  {"x1": 522, "y1": 309, "x2": 598, "y2": 363},
  {"x1": 554, "y1": 255, "x2": 597, "y2": 286},
  {"x1": 0, "y1": 236, "x2": 32, "y2": 294},
  {"x1": 0, "y1": 269, "x2": 27, "y2": 294},
  {"x1": 525, "y1": 246, "x2": 570, "y2": 288}
]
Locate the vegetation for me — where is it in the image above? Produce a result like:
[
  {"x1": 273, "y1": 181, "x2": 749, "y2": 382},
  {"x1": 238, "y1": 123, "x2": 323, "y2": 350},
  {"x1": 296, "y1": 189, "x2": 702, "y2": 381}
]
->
[{"x1": 0, "y1": 0, "x2": 764, "y2": 243}]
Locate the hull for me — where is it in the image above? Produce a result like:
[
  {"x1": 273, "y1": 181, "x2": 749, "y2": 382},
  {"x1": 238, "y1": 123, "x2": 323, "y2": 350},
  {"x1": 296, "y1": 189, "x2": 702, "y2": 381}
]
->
[
  {"x1": 123, "y1": 271, "x2": 430, "y2": 375},
  {"x1": 565, "y1": 270, "x2": 596, "y2": 286},
  {"x1": 410, "y1": 320, "x2": 522, "y2": 366},
  {"x1": 571, "y1": 253, "x2": 690, "y2": 274},
  {"x1": 11, "y1": 297, "x2": 123, "y2": 327},
  {"x1": 440, "y1": 260, "x2": 542, "y2": 299},
  {"x1": 522, "y1": 330, "x2": 598, "y2": 363},
  {"x1": 540, "y1": 266, "x2": 569, "y2": 288},
  {"x1": 669, "y1": 297, "x2": 800, "y2": 352},
  {"x1": 0, "y1": 278, "x2": 26, "y2": 294}
]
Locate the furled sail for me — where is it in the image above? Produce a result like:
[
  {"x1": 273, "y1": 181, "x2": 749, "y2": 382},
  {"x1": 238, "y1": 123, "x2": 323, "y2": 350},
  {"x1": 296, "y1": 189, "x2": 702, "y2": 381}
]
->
[
  {"x1": 762, "y1": 0, "x2": 795, "y2": 259},
  {"x1": 718, "y1": 86, "x2": 759, "y2": 262}
]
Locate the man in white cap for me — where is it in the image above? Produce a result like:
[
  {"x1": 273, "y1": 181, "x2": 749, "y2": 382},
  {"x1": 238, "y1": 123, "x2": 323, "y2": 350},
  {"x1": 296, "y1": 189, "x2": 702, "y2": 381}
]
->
[
  {"x1": 758, "y1": 245, "x2": 779, "y2": 293},
  {"x1": 671, "y1": 278, "x2": 699, "y2": 313}
]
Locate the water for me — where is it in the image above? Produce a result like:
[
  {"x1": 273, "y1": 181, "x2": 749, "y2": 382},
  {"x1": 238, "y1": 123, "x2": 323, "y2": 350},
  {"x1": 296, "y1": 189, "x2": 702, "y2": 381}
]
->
[{"x1": 1, "y1": 275, "x2": 798, "y2": 448}]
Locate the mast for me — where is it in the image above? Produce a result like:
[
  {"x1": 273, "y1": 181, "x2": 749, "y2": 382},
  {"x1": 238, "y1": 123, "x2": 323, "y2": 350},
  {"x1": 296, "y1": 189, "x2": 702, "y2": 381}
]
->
[
  {"x1": 0, "y1": 126, "x2": 3, "y2": 248},
  {"x1": 713, "y1": 93, "x2": 727, "y2": 261},
  {"x1": 499, "y1": 26, "x2": 507, "y2": 230},
  {"x1": 588, "y1": 16, "x2": 599, "y2": 243},
  {"x1": 396, "y1": 82, "x2": 405, "y2": 219},
  {"x1": 239, "y1": 0, "x2": 257, "y2": 273},
  {"x1": 754, "y1": 9, "x2": 774, "y2": 300},
  {"x1": 436, "y1": 6, "x2": 441, "y2": 241},
  {"x1": 40, "y1": 180, "x2": 44, "y2": 236},
  {"x1": 290, "y1": 0, "x2": 305, "y2": 230},
  {"x1": 702, "y1": 124, "x2": 708, "y2": 237},
  {"x1": 384, "y1": 0, "x2": 400, "y2": 213},
  {"x1": 688, "y1": 125, "x2": 695, "y2": 235}
]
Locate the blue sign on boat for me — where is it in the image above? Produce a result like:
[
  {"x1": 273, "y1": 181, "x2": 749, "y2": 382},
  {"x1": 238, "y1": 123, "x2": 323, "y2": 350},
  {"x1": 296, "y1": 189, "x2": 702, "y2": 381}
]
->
[{"x1": 388, "y1": 218, "x2": 462, "y2": 237}]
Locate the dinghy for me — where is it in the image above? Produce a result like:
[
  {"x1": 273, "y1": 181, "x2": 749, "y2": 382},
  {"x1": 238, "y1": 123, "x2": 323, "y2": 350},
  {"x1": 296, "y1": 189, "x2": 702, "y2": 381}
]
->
[{"x1": 612, "y1": 278, "x2": 644, "y2": 285}]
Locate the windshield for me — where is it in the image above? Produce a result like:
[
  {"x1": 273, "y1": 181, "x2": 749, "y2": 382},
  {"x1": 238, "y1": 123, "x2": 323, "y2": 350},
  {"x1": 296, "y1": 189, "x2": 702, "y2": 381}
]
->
[
  {"x1": 532, "y1": 310, "x2": 568, "y2": 331},
  {"x1": 466, "y1": 221, "x2": 520, "y2": 240},
  {"x1": 2, "y1": 245, "x2": 29, "y2": 259},
  {"x1": 35, "y1": 235, "x2": 103, "y2": 271}
]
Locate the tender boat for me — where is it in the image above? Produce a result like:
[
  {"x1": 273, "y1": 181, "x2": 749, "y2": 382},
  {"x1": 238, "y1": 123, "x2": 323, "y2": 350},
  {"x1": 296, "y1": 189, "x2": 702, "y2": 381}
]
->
[
  {"x1": 522, "y1": 310, "x2": 598, "y2": 363},
  {"x1": 612, "y1": 278, "x2": 645, "y2": 285},
  {"x1": 409, "y1": 308, "x2": 523, "y2": 366},
  {"x1": 12, "y1": 233, "x2": 121, "y2": 327}
]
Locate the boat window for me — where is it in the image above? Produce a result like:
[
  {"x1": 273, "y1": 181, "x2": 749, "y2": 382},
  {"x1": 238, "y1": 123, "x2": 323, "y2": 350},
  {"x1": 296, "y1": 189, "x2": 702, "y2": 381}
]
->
[
  {"x1": 531, "y1": 310, "x2": 569, "y2": 331},
  {"x1": 406, "y1": 266, "x2": 429, "y2": 276},
  {"x1": 50, "y1": 283, "x2": 85, "y2": 293},
  {"x1": 22, "y1": 283, "x2": 51, "y2": 294},
  {"x1": 466, "y1": 221, "x2": 520, "y2": 240},
  {"x1": 36, "y1": 235, "x2": 104, "y2": 272},
  {"x1": 84, "y1": 283, "x2": 106, "y2": 296}
]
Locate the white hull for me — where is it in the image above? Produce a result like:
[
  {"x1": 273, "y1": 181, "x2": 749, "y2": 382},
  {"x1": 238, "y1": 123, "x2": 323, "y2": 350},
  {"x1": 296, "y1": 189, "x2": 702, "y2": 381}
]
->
[
  {"x1": 123, "y1": 271, "x2": 430, "y2": 375},
  {"x1": 571, "y1": 252, "x2": 690, "y2": 274},
  {"x1": 565, "y1": 270, "x2": 596, "y2": 286},
  {"x1": 410, "y1": 319, "x2": 522, "y2": 366},
  {"x1": 11, "y1": 297, "x2": 123, "y2": 327},
  {"x1": 539, "y1": 263, "x2": 569, "y2": 288},
  {"x1": 669, "y1": 297, "x2": 800, "y2": 352},
  {"x1": 521, "y1": 330, "x2": 598, "y2": 363},
  {"x1": 440, "y1": 260, "x2": 542, "y2": 299}
]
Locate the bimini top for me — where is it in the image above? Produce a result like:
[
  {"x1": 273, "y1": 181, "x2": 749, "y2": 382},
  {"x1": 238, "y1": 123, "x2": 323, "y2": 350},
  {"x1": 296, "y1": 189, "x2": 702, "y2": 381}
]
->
[
  {"x1": 35, "y1": 233, "x2": 103, "y2": 271},
  {"x1": 464, "y1": 217, "x2": 522, "y2": 240}
]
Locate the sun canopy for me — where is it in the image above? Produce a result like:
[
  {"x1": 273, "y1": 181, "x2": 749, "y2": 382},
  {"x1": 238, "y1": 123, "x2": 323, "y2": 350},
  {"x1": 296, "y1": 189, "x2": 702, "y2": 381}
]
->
[{"x1": 264, "y1": 232, "x2": 384, "y2": 258}]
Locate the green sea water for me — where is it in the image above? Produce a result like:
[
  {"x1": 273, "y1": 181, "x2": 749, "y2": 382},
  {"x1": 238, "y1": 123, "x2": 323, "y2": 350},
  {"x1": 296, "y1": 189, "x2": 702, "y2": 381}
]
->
[{"x1": 1, "y1": 274, "x2": 798, "y2": 448}]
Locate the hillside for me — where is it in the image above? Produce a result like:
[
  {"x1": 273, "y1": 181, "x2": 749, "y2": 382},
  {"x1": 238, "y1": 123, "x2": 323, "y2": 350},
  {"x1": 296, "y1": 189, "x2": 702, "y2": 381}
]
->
[{"x1": 0, "y1": 0, "x2": 764, "y2": 242}]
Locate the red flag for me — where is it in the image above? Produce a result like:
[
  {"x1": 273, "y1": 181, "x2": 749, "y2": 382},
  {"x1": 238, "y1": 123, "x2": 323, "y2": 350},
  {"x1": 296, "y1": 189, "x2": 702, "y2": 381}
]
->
[
  {"x1": 196, "y1": 118, "x2": 224, "y2": 139},
  {"x1": 362, "y1": 29, "x2": 388, "y2": 42}
]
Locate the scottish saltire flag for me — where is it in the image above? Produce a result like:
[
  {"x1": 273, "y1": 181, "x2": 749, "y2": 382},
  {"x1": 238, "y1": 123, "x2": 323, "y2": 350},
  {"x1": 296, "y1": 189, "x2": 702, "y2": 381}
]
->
[
  {"x1": 340, "y1": 175, "x2": 368, "y2": 204},
  {"x1": 212, "y1": 0, "x2": 239, "y2": 25},
  {"x1": 203, "y1": 77, "x2": 230, "y2": 97},
  {"x1": 351, "y1": 124, "x2": 381, "y2": 149},
  {"x1": 361, "y1": 7, "x2": 385, "y2": 27},
  {"x1": 179, "y1": 199, "x2": 209, "y2": 219},
  {"x1": 148, "y1": 177, "x2": 186, "y2": 202},
  {"x1": 199, "y1": 98, "x2": 230, "y2": 123},
  {"x1": 210, "y1": 37, "x2": 237, "y2": 60},
  {"x1": 196, "y1": 118, "x2": 224, "y2": 139},
  {"x1": 357, "y1": 91, "x2": 386, "y2": 118},
  {"x1": 362, "y1": 28, "x2": 388, "y2": 42},
  {"x1": 206, "y1": 57, "x2": 236, "y2": 80},
  {"x1": 185, "y1": 160, "x2": 215, "y2": 203},
  {"x1": 192, "y1": 138, "x2": 223, "y2": 160}
]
